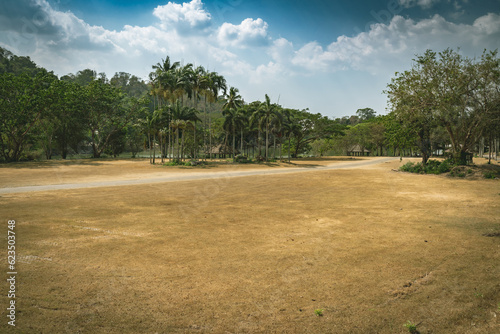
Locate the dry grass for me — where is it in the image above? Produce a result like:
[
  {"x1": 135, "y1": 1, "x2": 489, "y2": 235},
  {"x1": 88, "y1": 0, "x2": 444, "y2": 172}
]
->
[{"x1": 0, "y1": 157, "x2": 499, "y2": 333}]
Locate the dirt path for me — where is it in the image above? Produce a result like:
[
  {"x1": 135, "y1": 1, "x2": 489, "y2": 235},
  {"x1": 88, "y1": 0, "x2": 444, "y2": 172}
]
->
[{"x1": 0, "y1": 157, "x2": 397, "y2": 194}]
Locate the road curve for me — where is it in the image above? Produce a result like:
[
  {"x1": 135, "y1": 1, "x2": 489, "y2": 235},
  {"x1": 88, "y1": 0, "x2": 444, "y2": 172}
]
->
[{"x1": 0, "y1": 157, "x2": 398, "y2": 194}]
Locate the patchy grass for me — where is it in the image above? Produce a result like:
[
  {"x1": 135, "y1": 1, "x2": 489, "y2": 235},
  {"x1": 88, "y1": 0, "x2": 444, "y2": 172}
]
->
[
  {"x1": 0, "y1": 157, "x2": 499, "y2": 333},
  {"x1": 399, "y1": 158, "x2": 500, "y2": 179}
]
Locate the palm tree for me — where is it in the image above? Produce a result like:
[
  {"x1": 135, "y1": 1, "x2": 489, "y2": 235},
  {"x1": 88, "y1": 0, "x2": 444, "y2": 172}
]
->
[
  {"x1": 205, "y1": 72, "x2": 227, "y2": 159},
  {"x1": 238, "y1": 106, "x2": 250, "y2": 154},
  {"x1": 250, "y1": 105, "x2": 265, "y2": 159},
  {"x1": 259, "y1": 94, "x2": 279, "y2": 161},
  {"x1": 168, "y1": 101, "x2": 201, "y2": 161},
  {"x1": 170, "y1": 119, "x2": 184, "y2": 161},
  {"x1": 270, "y1": 107, "x2": 283, "y2": 159},
  {"x1": 222, "y1": 87, "x2": 244, "y2": 160},
  {"x1": 189, "y1": 65, "x2": 208, "y2": 110},
  {"x1": 150, "y1": 56, "x2": 180, "y2": 107},
  {"x1": 223, "y1": 107, "x2": 246, "y2": 160},
  {"x1": 223, "y1": 86, "x2": 243, "y2": 111}
]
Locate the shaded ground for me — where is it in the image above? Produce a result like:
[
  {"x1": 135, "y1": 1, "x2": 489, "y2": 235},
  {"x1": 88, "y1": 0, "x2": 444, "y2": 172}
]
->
[{"x1": 0, "y1": 157, "x2": 499, "y2": 333}]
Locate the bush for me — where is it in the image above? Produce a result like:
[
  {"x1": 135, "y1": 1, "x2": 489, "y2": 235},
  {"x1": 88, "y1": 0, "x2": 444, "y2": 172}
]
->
[
  {"x1": 234, "y1": 154, "x2": 249, "y2": 163},
  {"x1": 483, "y1": 171, "x2": 496, "y2": 179},
  {"x1": 399, "y1": 159, "x2": 453, "y2": 175}
]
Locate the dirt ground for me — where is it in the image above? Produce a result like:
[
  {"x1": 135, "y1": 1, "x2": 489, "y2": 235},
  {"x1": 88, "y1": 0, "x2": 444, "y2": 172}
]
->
[{"x1": 0, "y1": 157, "x2": 499, "y2": 333}]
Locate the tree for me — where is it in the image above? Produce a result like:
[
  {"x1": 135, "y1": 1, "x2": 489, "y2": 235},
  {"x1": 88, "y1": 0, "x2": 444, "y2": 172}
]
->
[
  {"x1": 85, "y1": 79, "x2": 132, "y2": 158},
  {"x1": 386, "y1": 48, "x2": 500, "y2": 165},
  {"x1": 356, "y1": 108, "x2": 376, "y2": 122},
  {"x1": 222, "y1": 87, "x2": 244, "y2": 159},
  {"x1": 223, "y1": 107, "x2": 245, "y2": 159},
  {"x1": 0, "y1": 70, "x2": 57, "y2": 161},
  {"x1": 258, "y1": 94, "x2": 280, "y2": 161}
]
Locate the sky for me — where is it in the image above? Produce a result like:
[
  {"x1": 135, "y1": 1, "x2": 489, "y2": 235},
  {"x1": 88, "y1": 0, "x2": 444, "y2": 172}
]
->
[{"x1": 0, "y1": 0, "x2": 499, "y2": 119}]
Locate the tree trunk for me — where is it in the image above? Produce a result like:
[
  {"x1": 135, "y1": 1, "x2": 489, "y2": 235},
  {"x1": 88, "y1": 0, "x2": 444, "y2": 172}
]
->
[
  {"x1": 258, "y1": 129, "x2": 261, "y2": 158},
  {"x1": 265, "y1": 123, "x2": 269, "y2": 161},
  {"x1": 194, "y1": 123, "x2": 197, "y2": 160},
  {"x1": 240, "y1": 129, "x2": 244, "y2": 156},
  {"x1": 148, "y1": 131, "x2": 152, "y2": 164},
  {"x1": 152, "y1": 133, "x2": 156, "y2": 164},
  {"x1": 273, "y1": 136, "x2": 276, "y2": 160},
  {"x1": 181, "y1": 130, "x2": 185, "y2": 161},
  {"x1": 288, "y1": 136, "x2": 291, "y2": 163},
  {"x1": 488, "y1": 135, "x2": 493, "y2": 164},
  {"x1": 233, "y1": 128, "x2": 236, "y2": 160}
]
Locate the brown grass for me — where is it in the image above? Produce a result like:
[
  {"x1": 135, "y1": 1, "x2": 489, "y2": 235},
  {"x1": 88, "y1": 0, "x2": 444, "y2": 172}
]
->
[{"x1": 0, "y1": 157, "x2": 499, "y2": 333}]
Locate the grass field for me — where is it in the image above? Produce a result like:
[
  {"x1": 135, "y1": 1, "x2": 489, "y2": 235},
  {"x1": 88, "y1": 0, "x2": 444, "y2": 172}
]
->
[{"x1": 1, "y1": 157, "x2": 499, "y2": 333}]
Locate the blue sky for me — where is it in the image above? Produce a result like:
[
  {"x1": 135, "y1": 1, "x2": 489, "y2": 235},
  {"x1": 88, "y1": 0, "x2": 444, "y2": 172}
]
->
[{"x1": 1, "y1": 0, "x2": 499, "y2": 118}]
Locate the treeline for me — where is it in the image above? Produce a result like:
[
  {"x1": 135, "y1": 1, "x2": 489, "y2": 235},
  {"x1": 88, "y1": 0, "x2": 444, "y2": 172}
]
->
[
  {"x1": 1, "y1": 47, "x2": 498, "y2": 164},
  {"x1": 0, "y1": 48, "x2": 344, "y2": 163}
]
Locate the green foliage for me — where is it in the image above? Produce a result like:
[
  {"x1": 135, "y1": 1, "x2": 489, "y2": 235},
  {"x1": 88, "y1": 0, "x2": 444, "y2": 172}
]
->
[
  {"x1": 483, "y1": 171, "x2": 496, "y2": 179},
  {"x1": 400, "y1": 159, "x2": 452, "y2": 174},
  {"x1": 386, "y1": 48, "x2": 500, "y2": 165},
  {"x1": 403, "y1": 320, "x2": 418, "y2": 333},
  {"x1": 234, "y1": 154, "x2": 250, "y2": 163},
  {"x1": 314, "y1": 309, "x2": 324, "y2": 317},
  {"x1": 0, "y1": 69, "x2": 58, "y2": 161}
]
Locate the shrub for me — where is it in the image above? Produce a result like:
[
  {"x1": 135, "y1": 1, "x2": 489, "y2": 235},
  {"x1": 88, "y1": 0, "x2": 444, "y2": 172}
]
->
[
  {"x1": 234, "y1": 154, "x2": 249, "y2": 163},
  {"x1": 399, "y1": 159, "x2": 453, "y2": 175},
  {"x1": 483, "y1": 171, "x2": 496, "y2": 179}
]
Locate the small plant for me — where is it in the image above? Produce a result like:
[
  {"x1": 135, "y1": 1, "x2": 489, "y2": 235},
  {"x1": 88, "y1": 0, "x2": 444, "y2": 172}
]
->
[
  {"x1": 483, "y1": 171, "x2": 496, "y2": 179},
  {"x1": 403, "y1": 320, "x2": 418, "y2": 333},
  {"x1": 314, "y1": 309, "x2": 324, "y2": 317}
]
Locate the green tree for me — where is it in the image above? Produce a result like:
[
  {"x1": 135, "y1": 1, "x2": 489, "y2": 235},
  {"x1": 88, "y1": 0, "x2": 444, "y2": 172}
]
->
[
  {"x1": 387, "y1": 49, "x2": 500, "y2": 164},
  {"x1": 85, "y1": 79, "x2": 132, "y2": 158},
  {"x1": 0, "y1": 70, "x2": 57, "y2": 161}
]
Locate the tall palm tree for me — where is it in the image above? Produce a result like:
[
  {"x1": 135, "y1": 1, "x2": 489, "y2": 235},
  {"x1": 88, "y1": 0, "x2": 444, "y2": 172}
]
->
[
  {"x1": 238, "y1": 106, "x2": 250, "y2": 154},
  {"x1": 259, "y1": 94, "x2": 279, "y2": 161},
  {"x1": 168, "y1": 101, "x2": 200, "y2": 161},
  {"x1": 270, "y1": 107, "x2": 283, "y2": 159},
  {"x1": 189, "y1": 65, "x2": 208, "y2": 110},
  {"x1": 250, "y1": 104, "x2": 265, "y2": 159},
  {"x1": 151, "y1": 56, "x2": 180, "y2": 107},
  {"x1": 205, "y1": 72, "x2": 227, "y2": 159},
  {"x1": 223, "y1": 107, "x2": 246, "y2": 160}
]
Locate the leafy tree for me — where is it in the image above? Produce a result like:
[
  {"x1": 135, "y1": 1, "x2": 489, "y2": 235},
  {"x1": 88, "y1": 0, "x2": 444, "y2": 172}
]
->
[
  {"x1": 387, "y1": 48, "x2": 500, "y2": 164},
  {"x1": 110, "y1": 72, "x2": 149, "y2": 98},
  {"x1": 84, "y1": 79, "x2": 132, "y2": 158},
  {"x1": 356, "y1": 108, "x2": 376, "y2": 122},
  {"x1": 0, "y1": 70, "x2": 57, "y2": 161},
  {"x1": 0, "y1": 47, "x2": 39, "y2": 76}
]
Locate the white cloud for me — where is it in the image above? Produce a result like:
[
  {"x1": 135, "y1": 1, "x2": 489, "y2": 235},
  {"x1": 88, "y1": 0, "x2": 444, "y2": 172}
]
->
[
  {"x1": 153, "y1": 0, "x2": 211, "y2": 33},
  {"x1": 399, "y1": 0, "x2": 440, "y2": 9},
  {"x1": 285, "y1": 13, "x2": 500, "y2": 75},
  {"x1": 473, "y1": 12, "x2": 500, "y2": 35},
  {"x1": 217, "y1": 18, "x2": 270, "y2": 48},
  {"x1": 1, "y1": 0, "x2": 499, "y2": 117}
]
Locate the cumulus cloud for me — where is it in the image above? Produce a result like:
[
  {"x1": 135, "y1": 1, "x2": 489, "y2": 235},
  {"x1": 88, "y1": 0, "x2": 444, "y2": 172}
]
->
[
  {"x1": 217, "y1": 18, "x2": 270, "y2": 48},
  {"x1": 153, "y1": 0, "x2": 211, "y2": 33},
  {"x1": 285, "y1": 13, "x2": 500, "y2": 75},
  {"x1": 1, "y1": 0, "x2": 499, "y2": 116}
]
